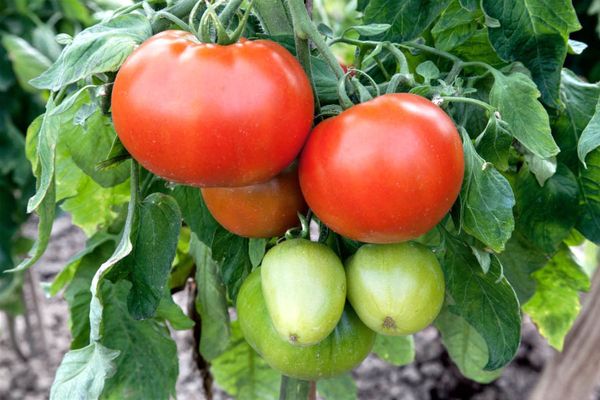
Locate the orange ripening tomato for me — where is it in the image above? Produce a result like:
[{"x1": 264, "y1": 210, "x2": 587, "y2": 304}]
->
[
  {"x1": 201, "y1": 166, "x2": 307, "y2": 238},
  {"x1": 299, "y1": 93, "x2": 464, "y2": 243},
  {"x1": 111, "y1": 30, "x2": 314, "y2": 187}
]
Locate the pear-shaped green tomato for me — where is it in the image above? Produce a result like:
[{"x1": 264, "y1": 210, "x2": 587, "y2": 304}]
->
[
  {"x1": 237, "y1": 269, "x2": 375, "y2": 380},
  {"x1": 346, "y1": 242, "x2": 445, "y2": 336},
  {"x1": 260, "y1": 239, "x2": 346, "y2": 346}
]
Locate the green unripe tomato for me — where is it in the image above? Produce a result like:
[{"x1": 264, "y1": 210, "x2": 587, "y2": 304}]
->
[
  {"x1": 237, "y1": 269, "x2": 375, "y2": 380},
  {"x1": 346, "y1": 242, "x2": 445, "y2": 335},
  {"x1": 261, "y1": 239, "x2": 346, "y2": 346}
]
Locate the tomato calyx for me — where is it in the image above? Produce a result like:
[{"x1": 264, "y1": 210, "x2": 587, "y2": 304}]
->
[{"x1": 196, "y1": 0, "x2": 255, "y2": 45}]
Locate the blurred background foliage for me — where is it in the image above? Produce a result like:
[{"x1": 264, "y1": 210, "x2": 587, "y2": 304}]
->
[{"x1": 0, "y1": 0, "x2": 132, "y2": 315}]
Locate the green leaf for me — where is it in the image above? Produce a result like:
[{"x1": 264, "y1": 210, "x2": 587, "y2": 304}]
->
[
  {"x1": 460, "y1": 130, "x2": 515, "y2": 252},
  {"x1": 372, "y1": 334, "x2": 415, "y2": 366},
  {"x1": 523, "y1": 154, "x2": 557, "y2": 186},
  {"x1": 249, "y1": 238, "x2": 267, "y2": 268},
  {"x1": 60, "y1": 91, "x2": 130, "y2": 187},
  {"x1": 173, "y1": 186, "x2": 220, "y2": 246},
  {"x1": 489, "y1": 72, "x2": 559, "y2": 159},
  {"x1": 514, "y1": 164, "x2": 579, "y2": 253},
  {"x1": 155, "y1": 289, "x2": 194, "y2": 331},
  {"x1": 567, "y1": 39, "x2": 587, "y2": 55},
  {"x1": 212, "y1": 231, "x2": 253, "y2": 301},
  {"x1": 61, "y1": 179, "x2": 130, "y2": 236},
  {"x1": 435, "y1": 308, "x2": 503, "y2": 383},
  {"x1": 30, "y1": 14, "x2": 152, "y2": 91},
  {"x1": 125, "y1": 193, "x2": 181, "y2": 320},
  {"x1": 50, "y1": 343, "x2": 120, "y2": 400},
  {"x1": 362, "y1": 0, "x2": 450, "y2": 41},
  {"x1": 64, "y1": 240, "x2": 116, "y2": 350},
  {"x1": 554, "y1": 69, "x2": 600, "y2": 172},
  {"x1": 190, "y1": 234, "x2": 231, "y2": 360},
  {"x1": 577, "y1": 97, "x2": 600, "y2": 167},
  {"x1": 498, "y1": 231, "x2": 550, "y2": 303},
  {"x1": 211, "y1": 321, "x2": 280, "y2": 400},
  {"x1": 1, "y1": 34, "x2": 51, "y2": 92},
  {"x1": 482, "y1": 0, "x2": 580, "y2": 107},
  {"x1": 523, "y1": 247, "x2": 590, "y2": 350},
  {"x1": 441, "y1": 234, "x2": 521, "y2": 370},
  {"x1": 349, "y1": 23, "x2": 391, "y2": 36},
  {"x1": 9, "y1": 118, "x2": 56, "y2": 272},
  {"x1": 577, "y1": 148, "x2": 600, "y2": 244},
  {"x1": 174, "y1": 186, "x2": 252, "y2": 300},
  {"x1": 475, "y1": 116, "x2": 512, "y2": 171},
  {"x1": 431, "y1": 0, "x2": 504, "y2": 66},
  {"x1": 317, "y1": 374, "x2": 357, "y2": 400},
  {"x1": 416, "y1": 61, "x2": 439, "y2": 83},
  {"x1": 101, "y1": 280, "x2": 179, "y2": 400}
]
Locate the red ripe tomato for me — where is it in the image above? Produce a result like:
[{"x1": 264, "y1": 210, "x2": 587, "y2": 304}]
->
[
  {"x1": 111, "y1": 30, "x2": 314, "y2": 187},
  {"x1": 201, "y1": 166, "x2": 307, "y2": 238},
  {"x1": 299, "y1": 93, "x2": 464, "y2": 243}
]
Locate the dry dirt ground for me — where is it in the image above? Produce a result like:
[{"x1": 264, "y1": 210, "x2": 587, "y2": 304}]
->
[{"x1": 0, "y1": 215, "x2": 592, "y2": 400}]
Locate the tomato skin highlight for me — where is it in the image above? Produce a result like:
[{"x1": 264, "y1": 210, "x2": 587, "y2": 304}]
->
[
  {"x1": 299, "y1": 93, "x2": 464, "y2": 243},
  {"x1": 201, "y1": 166, "x2": 307, "y2": 238},
  {"x1": 260, "y1": 239, "x2": 346, "y2": 345},
  {"x1": 346, "y1": 242, "x2": 445, "y2": 335},
  {"x1": 112, "y1": 30, "x2": 314, "y2": 187},
  {"x1": 237, "y1": 268, "x2": 375, "y2": 380}
]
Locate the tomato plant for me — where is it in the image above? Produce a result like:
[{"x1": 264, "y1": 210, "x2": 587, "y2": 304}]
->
[
  {"x1": 9, "y1": 0, "x2": 600, "y2": 399},
  {"x1": 201, "y1": 165, "x2": 307, "y2": 238},
  {"x1": 299, "y1": 93, "x2": 464, "y2": 243},
  {"x1": 112, "y1": 30, "x2": 314, "y2": 187},
  {"x1": 261, "y1": 239, "x2": 346, "y2": 345},
  {"x1": 346, "y1": 242, "x2": 445, "y2": 335}
]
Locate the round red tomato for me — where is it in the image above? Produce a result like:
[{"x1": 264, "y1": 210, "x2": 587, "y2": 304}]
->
[
  {"x1": 112, "y1": 30, "x2": 314, "y2": 187},
  {"x1": 299, "y1": 93, "x2": 464, "y2": 243},
  {"x1": 201, "y1": 166, "x2": 307, "y2": 238}
]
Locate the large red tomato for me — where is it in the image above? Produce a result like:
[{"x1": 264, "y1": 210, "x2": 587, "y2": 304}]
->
[
  {"x1": 111, "y1": 30, "x2": 314, "y2": 187},
  {"x1": 201, "y1": 166, "x2": 307, "y2": 238},
  {"x1": 299, "y1": 93, "x2": 464, "y2": 243}
]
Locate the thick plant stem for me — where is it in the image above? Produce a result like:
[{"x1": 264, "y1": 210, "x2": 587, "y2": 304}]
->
[
  {"x1": 279, "y1": 376, "x2": 311, "y2": 399},
  {"x1": 5, "y1": 313, "x2": 27, "y2": 361},
  {"x1": 254, "y1": 0, "x2": 294, "y2": 35},
  {"x1": 151, "y1": 0, "x2": 198, "y2": 32},
  {"x1": 188, "y1": 279, "x2": 213, "y2": 400},
  {"x1": 285, "y1": 0, "x2": 344, "y2": 80},
  {"x1": 219, "y1": 0, "x2": 244, "y2": 25},
  {"x1": 284, "y1": 0, "x2": 321, "y2": 114},
  {"x1": 26, "y1": 270, "x2": 48, "y2": 362}
]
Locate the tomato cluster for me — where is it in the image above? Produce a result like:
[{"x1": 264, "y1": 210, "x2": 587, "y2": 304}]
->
[{"x1": 112, "y1": 31, "x2": 463, "y2": 379}]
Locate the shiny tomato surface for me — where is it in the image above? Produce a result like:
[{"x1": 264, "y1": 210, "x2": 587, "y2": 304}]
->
[
  {"x1": 201, "y1": 166, "x2": 307, "y2": 238},
  {"x1": 299, "y1": 93, "x2": 464, "y2": 243},
  {"x1": 112, "y1": 30, "x2": 314, "y2": 187}
]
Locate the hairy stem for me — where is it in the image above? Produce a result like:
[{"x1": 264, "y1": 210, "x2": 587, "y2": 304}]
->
[
  {"x1": 285, "y1": 0, "x2": 321, "y2": 114},
  {"x1": 285, "y1": 0, "x2": 344, "y2": 79},
  {"x1": 188, "y1": 279, "x2": 213, "y2": 400}
]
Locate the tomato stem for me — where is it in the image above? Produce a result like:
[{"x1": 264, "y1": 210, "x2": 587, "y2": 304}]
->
[
  {"x1": 151, "y1": 0, "x2": 197, "y2": 33},
  {"x1": 285, "y1": 0, "x2": 345, "y2": 80},
  {"x1": 438, "y1": 96, "x2": 496, "y2": 114},
  {"x1": 284, "y1": 0, "x2": 321, "y2": 114}
]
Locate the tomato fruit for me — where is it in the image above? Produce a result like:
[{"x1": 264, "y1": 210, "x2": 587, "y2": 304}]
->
[
  {"x1": 299, "y1": 93, "x2": 464, "y2": 243},
  {"x1": 261, "y1": 239, "x2": 346, "y2": 345},
  {"x1": 237, "y1": 268, "x2": 375, "y2": 380},
  {"x1": 112, "y1": 30, "x2": 314, "y2": 187},
  {"x1": 201, "y1": 166, "x2": 307, "y2": 238},
  {"x1": 346, "y1": 242, "x2": 445, "y2": 335}
]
